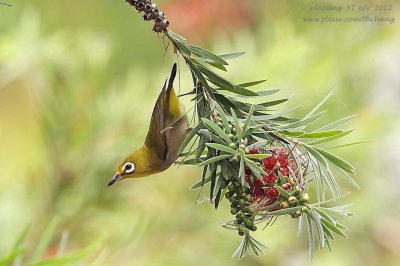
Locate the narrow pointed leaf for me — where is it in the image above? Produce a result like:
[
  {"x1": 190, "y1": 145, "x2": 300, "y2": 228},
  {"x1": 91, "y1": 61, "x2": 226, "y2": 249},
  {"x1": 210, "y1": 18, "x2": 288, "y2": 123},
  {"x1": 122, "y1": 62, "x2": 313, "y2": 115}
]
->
[{"x1": 219, "y1": 52, "x2": 245, "y2": 60}]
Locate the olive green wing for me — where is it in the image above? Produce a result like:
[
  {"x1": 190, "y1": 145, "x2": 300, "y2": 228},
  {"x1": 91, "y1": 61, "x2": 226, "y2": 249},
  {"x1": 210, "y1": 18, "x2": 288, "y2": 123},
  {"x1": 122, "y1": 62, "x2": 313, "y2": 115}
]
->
[{"x1": 144, "y1": 81, "x2": 168, "y2": 161}]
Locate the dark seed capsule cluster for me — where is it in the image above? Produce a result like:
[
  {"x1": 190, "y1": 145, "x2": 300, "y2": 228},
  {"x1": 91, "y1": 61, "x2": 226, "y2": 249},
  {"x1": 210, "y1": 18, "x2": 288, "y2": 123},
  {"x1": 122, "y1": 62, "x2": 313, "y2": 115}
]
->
[
  {"x1": 126, "y1": 0, "x2": 169, "y2": 33},
  {"x1": 225, "y1": 181, "x2": 257, "y2": 236}
]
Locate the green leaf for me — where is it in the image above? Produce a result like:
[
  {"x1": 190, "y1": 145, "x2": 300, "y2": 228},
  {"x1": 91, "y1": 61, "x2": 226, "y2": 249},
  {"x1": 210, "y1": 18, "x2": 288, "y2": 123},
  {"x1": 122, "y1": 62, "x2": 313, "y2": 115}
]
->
[
  {"x1": 206, "y1": 61, "x2": 227, "y2": 71},
  {"x1": 199, "y1": 154, "x2": 232, "y2": 166},
  {"x1": 282, "y1": 111, "x2": 326, "y2": 129},
  {"x1": 244, "y1": 158, "x2": 265, "y2": 178},
  {"x1": 312, "y1": 206, "x2": 337, "y2": 226},
  {"x1": 215, "y1": 102, "x2": 231, "y2": 134},
  {"x1": 314, "y1": 147, "x2": 355, "y2": 174},
  {"x1": 230, "y1": 107, "x2": 242, "y2": 140},
  {"x1": 185, "y1": 58, "x2": 210, "y2": 90},
  {"x1": 327, "y1": 139, "x2": 373, "y2": 149},
  {"x1": 206, "y1": 143, "x2": 237, "y2": 154},
  {"x1": 274, "y1": 185, "x2": 291, "y2": 199},
  {"x1": 242, "y1": 105, "x2": 255, "y2": 134},
  {"x1": 238, "y1": 157, "x2": 245, "y2": 185},
  {"x1": 201, "y1": 118, "x2": 232, "y2": 144},
  {"x1": 238, "y1": 80, "x2": 267, "y2": 87},
  {"x1": 267, "y1": 206, "x2": 301, "y2": 216},
  {"x1": 0, "y1": 248, "x2": 24, "y2": 266},
  {"x1": 299, "y1": 130, "x2": 344, "y2": 139},
  {"x1": 198, "y1": 129, "x2": 225, "y2": 145},
  {"x1": 190, "y1": 176, "x2": 211, "y2": 190},
  {"x1": 195, "y1": 62, "x2": 235, "y2": 90},
  {"x1": 320, "y1": 218, "x2": 348, "y2": 239},
  {"x1": 228, "y1": 89, "x2": 280, "y2": 99},
  {"x1": 244, "y1": 154, "x2": 269, "y2": 159},
  {"x1": 219, "y1": 51, "x2": 245, "y2": 60},
  {"x1": 318, "y1": 115, "x2": 356, "y2": 131},
  {"x1": 338, "y1": 168, "x2": 360, "y2": 189},
  {"x1": 305, "y1": 215, "x2": 315, "y2": 260},
  {"x1": 31, "y1": 218, "x2": 58, "y2": 262},
  {"x1": 167, "y1": 31, "x2": 191, "y2": 56},
  {"x1": 178, "y1": 122, "x2": 203, "y2": 155},
  {"x1": 29, "y1": 239, "x2": 102, "y2": 266},
  {"x1": 308, "y1": 129, "x2": 354, "y2": 145},
  {"x1": 258, "y1": 99, "x2": 288, "y2": 108},
  {"x1": 304, "y1": 89, "x2": 334, "y2": 119},
  {"x1": 189, "y1": 45, "x2": 228, "y2": 65}
]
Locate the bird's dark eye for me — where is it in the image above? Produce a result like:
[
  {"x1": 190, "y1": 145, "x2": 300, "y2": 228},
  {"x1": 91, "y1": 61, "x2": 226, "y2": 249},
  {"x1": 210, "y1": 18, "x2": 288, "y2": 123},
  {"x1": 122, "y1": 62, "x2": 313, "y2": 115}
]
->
[{"x1": 123, "y1": 162, "x2": 135, "y2": 174}]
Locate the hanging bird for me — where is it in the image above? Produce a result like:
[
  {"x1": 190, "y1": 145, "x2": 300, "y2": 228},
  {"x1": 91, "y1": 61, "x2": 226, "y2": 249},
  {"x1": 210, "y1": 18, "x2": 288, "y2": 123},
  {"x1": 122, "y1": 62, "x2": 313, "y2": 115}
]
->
[{"x1": 108, "y1": 64, "x2": 190, "y2": 186}]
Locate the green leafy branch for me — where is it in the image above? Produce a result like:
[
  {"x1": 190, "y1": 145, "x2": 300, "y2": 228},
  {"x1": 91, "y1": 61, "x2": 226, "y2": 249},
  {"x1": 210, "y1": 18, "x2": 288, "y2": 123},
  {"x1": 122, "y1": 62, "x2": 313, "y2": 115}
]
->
[{"x1": 123, "y1": 0, "x2": 359, "y2": 260}]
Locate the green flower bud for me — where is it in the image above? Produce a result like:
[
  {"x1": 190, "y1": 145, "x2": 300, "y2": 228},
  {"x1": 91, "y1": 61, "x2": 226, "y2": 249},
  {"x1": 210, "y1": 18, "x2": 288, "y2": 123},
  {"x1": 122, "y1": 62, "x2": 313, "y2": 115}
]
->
[
  {"x1": 280, "y1": 201, "x2": 289, "y2": 209},
  {"x1": 288, "y1": 196, "x2": 297, "y2": 205},
  {"x1": 301, "y1": 206, "x2": 309, "y2": 213},
  {"x1": 229, "y1": 196, "x2": 238, "y2": 203},
  {"x1": 228, "y1": 134, "x2": 235, "y2": 140},
  {"x1": 245, "y1": 194, "x2": 253, "y2": 202},
  {"x1": 231, "y1": 207, "x2": 239, "y2": 215},
  {"x1": 301, "y1": 193, "x2": 310, "y2": 203},
  {"x1": 249, "y1": 225, "x2": 257, "y2": 231},
  {"x1": 238, "y1": 199, "x2": 246, "y2": 207},
  {"x1": 229, "y1": 143, "x2": 237, "y2": 149},
  {"x1": 228, "y1": 183, "x2": 236, "y2": 191}
]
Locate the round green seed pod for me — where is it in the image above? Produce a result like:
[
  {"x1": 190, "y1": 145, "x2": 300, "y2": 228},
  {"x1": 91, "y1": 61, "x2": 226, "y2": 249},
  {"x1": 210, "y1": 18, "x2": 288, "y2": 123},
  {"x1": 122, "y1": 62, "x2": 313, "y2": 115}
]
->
[
  {"x1": 229, "y1": 196, "x2": 238, "y2": 203},
  {"x1": 244, "y1": 206, "x2": 256, "y2": 214},
  {"x1": 249, "y1": 225, "x2": 257, "y2": 231},
  {"x1": 244, "y1": 218, "x2": 253, "y2": 227},
  {"x1": 238, "y1": 199, "x2": 246, "y2": 207},
  {"x1": 231, "y1": 207, "x2": 239, "y2": 215},
  {"x1": 280, "y1": 201, "x2": 289, "y2": 209},
  {"x1": 301, "y1": 193, "x2": 310, "y2": 203},
  {"x1": 239, "y1": 144, "x2": 246, "y2": 150},
  {"x1": 301, "y1": 206, "x2": 309, "y2": 213},
  {"x1": 229, "y1": 143, "x2": 237, "y2": 149},
  {"x1": 288, "y1": 196, "x2": 297, "y2": 205},
  {"x1": 228, "y1": 134, "x2": 235, "y2": 140},
  {"x1": 238, "y1": 231, "x2": 245, "y2": 236},
  {"x1": 245, "y1": 194, "x2": 253, "y2": 202},
  {"x1": 228, "y1": 183, "x2": 236, "y2": 191}
]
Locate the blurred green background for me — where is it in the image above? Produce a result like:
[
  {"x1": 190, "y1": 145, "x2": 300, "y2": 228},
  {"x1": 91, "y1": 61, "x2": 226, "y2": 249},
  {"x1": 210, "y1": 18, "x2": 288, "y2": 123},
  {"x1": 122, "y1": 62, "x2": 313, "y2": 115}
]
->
[{"x1": 1, "y1": 0, "x2": 400, "y2": 265}]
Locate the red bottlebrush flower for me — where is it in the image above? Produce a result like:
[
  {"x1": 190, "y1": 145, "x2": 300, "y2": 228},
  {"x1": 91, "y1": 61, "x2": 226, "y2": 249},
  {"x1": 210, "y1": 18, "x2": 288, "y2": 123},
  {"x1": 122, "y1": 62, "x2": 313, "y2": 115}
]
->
[
  {"x1": 279, "y1": 167, "x2": 289, "y2": 177},
  {"x1": 263, "y1": 156, "x2": 278, "y2": 170},
  {"x1": 248, "y1": 148, "x2": 260, "y2": 154},
  {"x1": 263, "y1": 170, "x2": 278, "y2": 184},
  {"x1": 277, "y1": 149, "x2": 289, "y2": 167},
  {"x1": 266, "y1": 187, "x2": 279, "y2": 199},
  {"x1": 251, "y1": 179, "x2": 264, "y2": 199}
]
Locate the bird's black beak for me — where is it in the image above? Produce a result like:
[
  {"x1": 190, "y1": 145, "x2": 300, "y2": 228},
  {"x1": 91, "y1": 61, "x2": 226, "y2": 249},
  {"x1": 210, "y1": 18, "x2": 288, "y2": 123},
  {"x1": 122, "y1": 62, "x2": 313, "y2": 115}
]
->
[{"x1": 108, "y1": 174, "x2": 123, "y2": 187}]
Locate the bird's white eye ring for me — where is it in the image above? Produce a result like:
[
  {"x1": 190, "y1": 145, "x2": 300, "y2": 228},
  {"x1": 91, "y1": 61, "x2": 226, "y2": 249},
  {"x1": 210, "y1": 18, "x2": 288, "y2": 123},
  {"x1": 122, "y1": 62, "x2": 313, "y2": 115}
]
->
[{"x1": 123, "y1": 162, "x2": 135, "y2": 174}]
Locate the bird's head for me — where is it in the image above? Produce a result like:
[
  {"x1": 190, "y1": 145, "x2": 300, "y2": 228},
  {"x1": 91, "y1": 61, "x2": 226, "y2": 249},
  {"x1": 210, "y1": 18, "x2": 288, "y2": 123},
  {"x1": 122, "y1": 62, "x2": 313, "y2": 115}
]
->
[
  {"x1": 108, "y1": 159, "x2": 136, "y2": 187},
  {"x1": 108, "y1": 146, "x2": 161, "y2": 187}
]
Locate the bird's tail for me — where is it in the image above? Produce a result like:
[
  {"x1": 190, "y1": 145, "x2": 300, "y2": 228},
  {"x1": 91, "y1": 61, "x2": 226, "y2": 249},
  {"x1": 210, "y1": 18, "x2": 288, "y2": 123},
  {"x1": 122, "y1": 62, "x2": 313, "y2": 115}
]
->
[
  {"x1": 165, "y1": 64, "x2": 182, "y2": 119},
  {"x1": 167, "y1": 63, "x2": 177, "y2": 93}
]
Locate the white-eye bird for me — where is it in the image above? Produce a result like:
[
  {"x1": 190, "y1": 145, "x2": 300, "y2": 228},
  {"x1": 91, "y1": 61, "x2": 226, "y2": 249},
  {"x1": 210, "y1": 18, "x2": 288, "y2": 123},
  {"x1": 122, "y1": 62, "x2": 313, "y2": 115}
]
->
[{"x1": 108, "y1": 64, "x2": 190, "y2": 186}]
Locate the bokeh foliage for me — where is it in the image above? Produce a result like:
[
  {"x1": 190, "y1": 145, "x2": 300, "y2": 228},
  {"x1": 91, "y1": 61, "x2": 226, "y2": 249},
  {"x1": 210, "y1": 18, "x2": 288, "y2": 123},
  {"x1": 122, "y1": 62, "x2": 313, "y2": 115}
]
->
[{"x1": 1, "y1": 0, "x2": 400, "y2": 265}]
